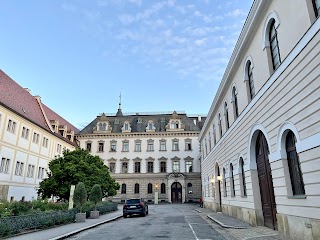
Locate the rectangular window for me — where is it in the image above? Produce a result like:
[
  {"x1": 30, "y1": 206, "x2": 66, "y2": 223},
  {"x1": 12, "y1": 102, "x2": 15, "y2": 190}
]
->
[
  {"x1": 109, "y1": 163, "x2": 115, "y2": 173},
  {"x1": 98, "y1": 142, "x2": 104, "y2": 152},
  {"x1": 172, "y1": 141, "x2": 179, "y2": 151},
  {"x1": 110, "y1": 142, "x2": 117, "y2": 152},
  {"x1": 135, "y1": 142, "x2": 141, "y2": 152},
  {"x1": 122, "y1": 142, "x2": 129, "y2": 152},
  {"x1": 122, "y1": 162, "x2": 128, "y2": 173},
  {"x1": 160, "y1": 141, "x2": 166, "y2": 151},
  {"x1": 147, "y1": 162, "x2": 153, "y2": 173},
  {"x1": 21, "y1": 127, "x2": 30, "y2": 139},
  {"x1": 57, "y1": 144, "x2": 62, "y2": 153},
  {"x1": 42, "y1": 137, "x2": 49, "y2": 148},
  {"x1": 7, "y1": 119, "x2": 17, "y2": 133},
  {"x1": 27, "y1": 164, "x2": 35, "y2": 178},
  {"x1": 86, "y1": 142, "x2": 92, "y2": 152},
  {"x1": 33, "y1": 133, "x2": 40, "y2": 144},
  {"x1": 135, "y1": 162, "x2": 141, "y2": 173},
  {"x1": 186, "y1": 161, "x2": 193, "y2": 173},
  {"x1": 173, "y1": 161, "x2": 180, "y2": 172},
  {"x1": 185, "y1": 141, "x2": 192, "y2": 151},
  {"x1": 147, "y1": 142, "x2": 154, "y2": 151},
  {"x1": 37, "y1": 167, "x2": 45, "y2": 179},
  {"x1": 15, "y1": 161, "x2": 24, "y2": 176},
  {"x1": 0, "y1": 158, "x2": 10, "y2": 173},
  {"x1": 160, "y1": 161, "x2": 166, "y2": 173}
]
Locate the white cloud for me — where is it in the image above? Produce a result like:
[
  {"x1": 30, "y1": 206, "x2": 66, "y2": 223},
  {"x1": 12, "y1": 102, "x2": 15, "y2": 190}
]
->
[{"x1": 226, "y1": 9, "x2": 246, "y2": 17}]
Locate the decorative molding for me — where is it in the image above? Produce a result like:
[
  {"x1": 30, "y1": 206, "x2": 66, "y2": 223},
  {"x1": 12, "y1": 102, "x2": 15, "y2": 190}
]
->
[
  {"x1": 171, "y1": 156, "x2": 181, "y2": 161},
  {"x1": 120, "y1": 157, "x2": 129, "y2": 161},
  {"x1": 184, "y1": 156, "x2": 194, "y2": 161}
]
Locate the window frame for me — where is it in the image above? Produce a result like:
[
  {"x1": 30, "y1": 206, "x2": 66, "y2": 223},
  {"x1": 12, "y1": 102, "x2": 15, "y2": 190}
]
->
[
  {"x1": 147, "y1": 183, "x2": 153, "y2": 194},
  {"x1": 269, "y1": 19, "x2": 281, "y2": 70}
]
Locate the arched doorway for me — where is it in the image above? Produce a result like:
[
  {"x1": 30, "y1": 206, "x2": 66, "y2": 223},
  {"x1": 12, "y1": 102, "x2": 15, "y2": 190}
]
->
[
  {"x1": 171, "y1": 182, "x2": 182, "y2": 203},
  {"x1": 256, "y1": 131, "x2": 277, "y2": 229}
]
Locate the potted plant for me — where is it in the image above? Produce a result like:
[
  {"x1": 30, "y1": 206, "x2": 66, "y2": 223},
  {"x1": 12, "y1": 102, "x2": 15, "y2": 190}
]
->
[
  {"x1": 73, "y1": 182, "x2": 87, "y2": 222},
  {"x1": 89, "y1": 184, "x2": 102, "y2": 219}
]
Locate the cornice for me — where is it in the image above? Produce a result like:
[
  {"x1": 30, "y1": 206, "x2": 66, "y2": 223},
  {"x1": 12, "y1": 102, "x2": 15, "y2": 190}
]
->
[
  {"x1": 200, "y1": 0, "x2": 267, "y2": 139},
  {"x1": 76, "y1": 131, "x2": 200, "y2": 139}
]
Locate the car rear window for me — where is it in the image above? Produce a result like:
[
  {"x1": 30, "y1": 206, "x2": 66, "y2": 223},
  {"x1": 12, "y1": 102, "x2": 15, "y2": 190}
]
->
[{"x1": 126, "y1": 199, "x2": 140, "y2": 204}]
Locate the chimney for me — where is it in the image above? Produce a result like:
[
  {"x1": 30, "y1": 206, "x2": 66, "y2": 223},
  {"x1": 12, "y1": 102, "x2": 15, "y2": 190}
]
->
[
  {"x1": 24, "y1": 88, "x2": 31, "y2": 93},
  {"x1": 198, "y1": 115, "x2": 202, "y2": 122}
]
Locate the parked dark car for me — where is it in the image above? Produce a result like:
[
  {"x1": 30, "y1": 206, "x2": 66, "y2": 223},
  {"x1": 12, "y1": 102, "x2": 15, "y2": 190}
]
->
[{"x1": 123, "y1": 198, "x2": 148, "y2": 218}]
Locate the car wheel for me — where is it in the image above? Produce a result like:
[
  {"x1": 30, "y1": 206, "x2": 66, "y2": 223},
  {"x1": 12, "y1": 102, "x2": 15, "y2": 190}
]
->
[
  {"x1": 141, "y1": 211, "x2": 146, "y2": 217},
  {"x1": 123, "y1": 214, "x2": 128, "y2": 218},
  {"x1": 146, "y1": 208, "x2": 149, "y2": 215}
]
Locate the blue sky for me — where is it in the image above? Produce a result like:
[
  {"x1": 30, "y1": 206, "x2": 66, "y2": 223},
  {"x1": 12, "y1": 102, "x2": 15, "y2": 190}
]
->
[{"x1": 0, "y1": 0, "x2": 252, "y2": 130}]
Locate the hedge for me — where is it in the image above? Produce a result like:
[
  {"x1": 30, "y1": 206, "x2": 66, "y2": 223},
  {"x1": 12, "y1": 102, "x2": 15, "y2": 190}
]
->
[{"x1": 0, "y1": 202, "x2": 118, "y2": 238}]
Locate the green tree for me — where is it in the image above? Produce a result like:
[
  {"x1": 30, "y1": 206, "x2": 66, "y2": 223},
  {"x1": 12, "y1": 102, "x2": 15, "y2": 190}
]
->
[
  {"x1": 73, "y1": 182, "x2": 87, "y2": 212},
  {"x1": 89, "y1": 184, "x2": 102, "y2": 210},
  {"x1": 38, "y1": 148, "x2": 120, "y2": 201}
]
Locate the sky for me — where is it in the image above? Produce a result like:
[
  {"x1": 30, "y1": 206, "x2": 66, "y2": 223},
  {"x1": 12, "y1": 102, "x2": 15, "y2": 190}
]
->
[{"x1": 0, "y1": 0, "x2": 253, "y2": 130}]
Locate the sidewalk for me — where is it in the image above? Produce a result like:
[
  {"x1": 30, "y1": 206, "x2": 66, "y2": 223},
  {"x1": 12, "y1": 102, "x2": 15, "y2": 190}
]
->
[
  {"x1": 194, "y1": 207, "x2": 285, "y2": 240},
  {"x1": 8, "y1": 209, "x2": 123, "y2": 240}
]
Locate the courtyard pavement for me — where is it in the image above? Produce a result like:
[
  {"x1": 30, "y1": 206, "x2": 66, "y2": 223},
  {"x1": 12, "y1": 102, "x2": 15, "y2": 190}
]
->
[{"x1": 7, "y1": 204, "x2": 286, "y2": 240}]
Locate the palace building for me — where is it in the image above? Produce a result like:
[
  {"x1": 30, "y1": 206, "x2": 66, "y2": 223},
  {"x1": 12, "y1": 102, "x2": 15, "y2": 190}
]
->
[
  {"x1": 0, "y1": 70, "x2": 79, "y2": 201},
  {"x1": 199, "y1": 0, "x2": 320, "y2": 239},
  {"x1": 76, "y1": 104, "x2": 205, "y2": 204}
]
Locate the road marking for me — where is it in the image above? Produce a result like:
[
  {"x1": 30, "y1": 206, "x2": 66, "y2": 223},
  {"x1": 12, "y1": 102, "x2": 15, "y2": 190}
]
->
[
  {"x1": 188, "y1": 223, "x2": 199, "y2": 240},
  {"x1": 243, "y1": 233, "x2": 279, "y2": 240}
]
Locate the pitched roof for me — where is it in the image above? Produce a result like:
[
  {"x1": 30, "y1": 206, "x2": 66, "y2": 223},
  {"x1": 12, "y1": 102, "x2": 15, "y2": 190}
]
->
[
  {"x1": 42, "y1": 103, "x2": 79, "y2": 134},
  {"x1": 0, "y1": 69, "x2": 79, "y2": 143},
  {"x1": 78, "y1": 112, "x2": 206, "y2": 134}
]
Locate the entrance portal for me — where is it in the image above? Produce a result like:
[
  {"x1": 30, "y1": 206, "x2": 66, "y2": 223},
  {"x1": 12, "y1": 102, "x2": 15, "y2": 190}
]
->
[
  {"x1": 256, "y1": 131, "x2": 277, "y2": 229},
  {"x1": 171, "y1": 182, "x2": 182, "y2": 203}
]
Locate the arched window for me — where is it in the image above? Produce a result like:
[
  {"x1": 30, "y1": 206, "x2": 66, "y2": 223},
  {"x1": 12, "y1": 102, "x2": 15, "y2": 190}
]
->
[
  {"x1": 218, "y1": 114, "x2": 222, "y2": 138},
  {"x1": 134, "y1": 183, "x2": 139, "y2": 194},
  {"x1": 121, "y1": 183, "x2": 126, "y2": 194},
  {"x1": 286, "y1": 131, "x2": 305, "y2": 196},
  {"x1": 269, "y1": 19, "x2": 281, "y2": 70},
  {"x1": 313, "y1": 0, "x2": 320, "y2": 17},
  {"x1": 232, "y1": 86, "x2": 239, "y2": 119},
  {"x1": 240, "y1": 158, "x2": 247, "y2": 197},
  {"x1": 212, "y1": 125, "x2": 216, "y2": 145},
  {"x1": 205, "y1": 138, "x2": 208, "y2": 156},
  {"x1": 187, "y1": 183, "x2": 193, "y2": 194},
  {"x1": 161, "y1": 183, "x2": 166, "y2": 194},
  {"x1": 223, "y1": 168, "x2": 227, "y2": 197},
  {"x1": 230, "y1": 163, "x2": 235, "y2": 197},
  {"x1": 147, "y1": 183, "x2": 153, "y2": 194},
  {"x1": 224, "y1": 102, "x2": 229, "y2": 130},
  {"x1": 247, "y1": 61, "x2": 255, "y2": 99}
]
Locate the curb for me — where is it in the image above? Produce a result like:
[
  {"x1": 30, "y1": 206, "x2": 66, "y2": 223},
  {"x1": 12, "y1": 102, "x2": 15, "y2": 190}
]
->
[
  {"x1": 193, "y1": 208, "x2": 202, "y2": 213},
  {"x1": 207, "y1": 215, "x2": 248, "y2": 229},
  {"x1": 49, "y1": 215, "x2": 123, "y2": 240}
]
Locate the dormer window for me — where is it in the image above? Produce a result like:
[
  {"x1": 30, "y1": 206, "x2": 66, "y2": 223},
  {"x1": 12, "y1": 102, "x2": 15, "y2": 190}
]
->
[
  {"x1": 166, "y1": 112, "x2": 185, "y2": 131},
  {"x1": 121, "y1": 121, "x2": 131, "y2": 133},
  {"x1": 146, "y1": 120, "x2": 156, "y2": 132},
  {"x1": 99, "y1": 122, "x2": 106, "y2": 131},
  {"x1": 137, "y1": 118, "x2": 142, "y2": 123}
]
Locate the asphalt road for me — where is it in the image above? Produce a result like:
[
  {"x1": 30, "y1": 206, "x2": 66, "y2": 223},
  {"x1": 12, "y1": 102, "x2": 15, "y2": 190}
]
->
[{"x1": 67, "y1": 204, "x2": 226, "y2": 240}]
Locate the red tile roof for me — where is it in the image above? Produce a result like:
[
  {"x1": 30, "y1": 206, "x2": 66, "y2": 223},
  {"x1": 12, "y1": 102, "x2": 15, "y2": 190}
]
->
[
  {"x1": 42, "y1": 103, "x2": 79, "y2": 134},
  {"x1": 0, "y1": 69, "x2": 79, "y2": 143}
]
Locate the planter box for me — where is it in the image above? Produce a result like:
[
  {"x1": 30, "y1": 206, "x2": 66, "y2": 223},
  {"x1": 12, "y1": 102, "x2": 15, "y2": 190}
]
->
[
  {"x1": 75, "y1": 213, "x2": 86, "y2": 222},
  {"x1": 90, "y1": 210, "x2": 100, "y2": 219}
]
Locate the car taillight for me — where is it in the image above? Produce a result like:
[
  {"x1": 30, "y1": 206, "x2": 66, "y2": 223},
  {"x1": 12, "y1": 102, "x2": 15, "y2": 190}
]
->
[
  {"x1": 139, "y1": 202, "x2": 143, "y2": 207},
  {"x1": 123, "y1": 204, "x2": 127, "y2": 209}
]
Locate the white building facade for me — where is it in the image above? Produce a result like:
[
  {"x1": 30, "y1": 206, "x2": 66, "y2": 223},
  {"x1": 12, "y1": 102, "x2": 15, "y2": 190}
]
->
[
  {"x1": 0, "y1": 70, "x2": 79, "y2": 201},
  {"x1": 77, "y1": 109, "x2": 204, "y2": 203},
  {"x1": 199, "y1": 1, "x2": 320, "y2": 239}
]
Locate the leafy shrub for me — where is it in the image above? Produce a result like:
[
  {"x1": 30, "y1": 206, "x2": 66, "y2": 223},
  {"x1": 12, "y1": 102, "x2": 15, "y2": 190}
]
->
[{"x1": 0, "y1": 209, "x2": 77, "y2": 238}]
